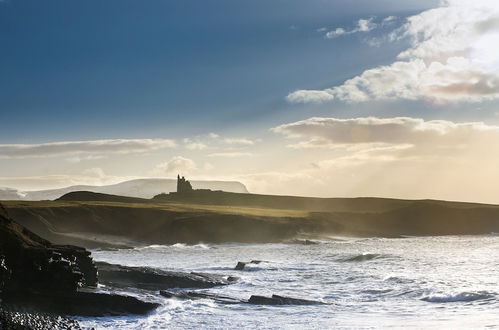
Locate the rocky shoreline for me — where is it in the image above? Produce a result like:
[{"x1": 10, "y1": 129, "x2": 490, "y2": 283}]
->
[{"x1": 0, "y1": 207, "x2": 161, "y2": 329}]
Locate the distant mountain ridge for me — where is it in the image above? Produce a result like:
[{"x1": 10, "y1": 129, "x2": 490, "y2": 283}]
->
[{"x1": 0, "y1": 178, "x2": 249, "y2": 201}]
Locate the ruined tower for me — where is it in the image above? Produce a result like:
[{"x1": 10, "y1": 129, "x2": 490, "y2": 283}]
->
[{"x1": 176, "y1": 174, "x2": 193, "y2": 193}]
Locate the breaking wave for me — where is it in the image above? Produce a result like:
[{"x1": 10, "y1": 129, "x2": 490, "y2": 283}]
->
[
  {"x1": 421, "y1": 291, "x2": 495, "y2": 303},
  {"x1": 136, "y1": 243, "x2": 210, "y2": 250}
]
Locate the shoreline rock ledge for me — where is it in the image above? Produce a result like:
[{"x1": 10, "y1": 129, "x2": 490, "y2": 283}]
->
[{"x1": 0, "y1": 208, "x2": 159, "y2": 327}]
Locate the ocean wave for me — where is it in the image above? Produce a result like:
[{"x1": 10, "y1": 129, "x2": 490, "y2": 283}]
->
[
  {"x1": 135, "y1": 243, "x2": 210, "y2": 251},
  {"x1": 421, "y1": 291, "x2": 495, "y2": 303},
  {"x1": 338, "y1": 253, "x2": 385, "y2": 262}
]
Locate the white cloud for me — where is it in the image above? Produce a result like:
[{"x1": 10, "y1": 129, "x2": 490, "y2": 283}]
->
[
  {"x1": 153, "y1": 156, "x2": 197, "y2": 176},
  {"x1": 208, "y1": 152, "x2": 253, "y2": 158},
  {"x1": 291, "y1": 1, "x2": 499, "y2": 104},
  {"x1": 382, "y1": 16, "x2": 397, "y2": 24},
  {"x1": 325, "y1": 18, "x2": 377, "y2": 39},
  {"x1": 208, "y1": 133, "x2": 220, "y2": 139},
  {"x1": 222, "y1": 138, "x2": 254, "y2": 146},
  {"x1": 65, "y1": 155, "x2": 106, "y2": 163},
  {"x1": 272, "y1": 116, "x2": 499, "y2": 147},
  {"x1": 325, "y1": 28, "x2": 346, "y2": 38},
  {"x1": 183, "y1": 138, "x2": 208, "y2": 150},
  {"x1": 286, "y1": 89, "x2": 334, "y2": 103},
  {"x1": 0, "y1": 139, "x2": 176, "y2": 159},
  {"x1": 356, "y1": 18, "x2": 376, "y2": 32}
]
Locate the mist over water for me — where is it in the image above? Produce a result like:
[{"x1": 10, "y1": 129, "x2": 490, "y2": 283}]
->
[{"x1": 80, "y1": 236, "x2": 499, "y2": 329}]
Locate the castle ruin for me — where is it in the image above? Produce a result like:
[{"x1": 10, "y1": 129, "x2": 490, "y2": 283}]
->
[{"x1": 176, "y1": 175, "x2": 193, "y2": 193}]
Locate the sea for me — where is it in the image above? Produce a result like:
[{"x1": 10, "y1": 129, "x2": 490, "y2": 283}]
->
[{"x1": 78, "y1": 235, "x2": 499, "y2": 329}]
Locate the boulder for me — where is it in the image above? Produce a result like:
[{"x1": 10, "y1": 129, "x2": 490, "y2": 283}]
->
[
  {"x1": 248, "y1": 294, "x2": 325, "y2": 306},
  {"x1": 234, "y1": 260, "x2": 263, "y2": 271},
  {"x1": 96, "y1": 261, "x2": 237, "y2": 290}
]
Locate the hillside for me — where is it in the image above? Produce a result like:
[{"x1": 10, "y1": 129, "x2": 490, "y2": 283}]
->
[
  {"x1": 2, "y1": 190, "x2": 499, "y2": 248},
  {"x1": 0, "y1": 178, "x2": 248, "y2": 201}
]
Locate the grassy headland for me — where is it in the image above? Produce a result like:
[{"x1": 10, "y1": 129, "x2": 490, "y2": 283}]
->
[{"x1": 2, "y1": 190, "x2": 499, "y2": 247}]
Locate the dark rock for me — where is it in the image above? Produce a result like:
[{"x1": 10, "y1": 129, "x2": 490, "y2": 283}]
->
[
  {"x1": 234, "y1": 260, "x2": 263, "y2": 270},
  {"x1": 96, "y1": 261, "x2": 237, "y2": 290},
  {"x1": 248, "y1": 294, "x2": 325, "y2": 305},
  {"x1": 235, "y1": 262, "x2": 246, "y2": 270},
  {"x1": 248, "y1": 295, "x2": 282, "y2": 305},
  {"x1": 160, "y1": 290, "x2": 242, "y2": 304},
  {"x1": 0, "y1": 212, "x2": 97, "y2": 295},
  {"x1": 161, "y1": 290, "x2": 325, "y2": 307},
  {"x1": 2, "y1": 290, "x2": 159, "y2": 317},
  {"x1": 0, "y1": 208, "x2": 159, "y2": 319}
]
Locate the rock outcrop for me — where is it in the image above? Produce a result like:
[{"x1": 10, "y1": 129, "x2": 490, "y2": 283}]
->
[
  {"x1": 160, "y1": 290, "x2": 326, "y2": 306},
  {"x1": 96, "y1": 261, "x2": 238, "y2": 290},
  {"x1": 248, "y1": 294, "x2": 325, "y2": 305},
  {"x1": 0, "y1": 210, "x2": 97, "y2": 294},
  {"x1": 234, "y1": 260, "x2": 262, "y2": 270},
  {"x1": 0, "y1": 205, "x2": 159, "y2": 325},
  {"x1": 2, "y1": 290, "x2": 160, "y2": 317}
]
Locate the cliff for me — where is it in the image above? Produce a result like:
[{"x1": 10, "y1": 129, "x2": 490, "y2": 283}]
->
[{"x1": 2, "y1": 191, "x2": 499, "y2": 248}]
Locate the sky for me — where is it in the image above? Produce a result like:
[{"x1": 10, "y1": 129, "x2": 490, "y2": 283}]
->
[{"x1": 2, "y1": 0, "x2": 499, "y2": 203}]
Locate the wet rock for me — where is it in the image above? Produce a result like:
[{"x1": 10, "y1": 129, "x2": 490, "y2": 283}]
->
[
  {"x1": 2, "y1": 290, "x2": 160, "y2": 317},
  {"x1": 247, "y1": 295, "x2": 282, "y2": 305},
  {"x1": 96, "y1": 261, "x2": 237, "y2": 290},
  {"x1": 234, "y1": 260, "x2": 263, "y2": 270},
  {"x1": 160, "y1": 290, "x2": 243, "y2": 305},
  {"x1": 248, "y1": 294, "x2": 325, "y2": 306},
  {"x1": 160, "y1": 290, "x2": 325, "y2": 306},
  {"x1": 235, "y1": 262, "x2": 246, "y2": 270}
]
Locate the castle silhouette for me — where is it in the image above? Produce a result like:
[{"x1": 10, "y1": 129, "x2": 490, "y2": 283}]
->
[{"x1": 176, "y1": 175, "x2": 193, "y2": 193}]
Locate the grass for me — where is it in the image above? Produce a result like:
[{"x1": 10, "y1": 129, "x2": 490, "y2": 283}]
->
[{"x1": 2, "y1": 200, "x2": 307, "y2": 218}]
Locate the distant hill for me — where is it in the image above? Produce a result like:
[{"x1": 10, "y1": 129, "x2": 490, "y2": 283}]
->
[{"x1": 0, "y1": 178, "x2": 248, "y2": 201}]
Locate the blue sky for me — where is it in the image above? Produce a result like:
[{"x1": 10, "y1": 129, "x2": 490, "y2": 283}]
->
[
  {"x1": 2, "y1": 0, "x2": 499, "y2": 203},
  {"x1": 0, "y1": 0, "x2": 440, "y2": 141}
]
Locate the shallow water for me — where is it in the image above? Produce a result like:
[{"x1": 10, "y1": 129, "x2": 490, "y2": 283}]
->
[{"x1": 79, "y1": 236, "x2": 499, "y2": 329}]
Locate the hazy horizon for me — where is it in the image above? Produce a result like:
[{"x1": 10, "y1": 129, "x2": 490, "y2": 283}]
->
[{"x1": 3, "y1": 0, "x2": 499, "y2": 204}]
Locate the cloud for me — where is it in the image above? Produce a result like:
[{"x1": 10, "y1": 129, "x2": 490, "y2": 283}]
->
[
  {"x1": 65, "y1": 155, "x2": 106, "y2": 163},
  {"x1": 382, "y1": 16, "x2": 397, "y2": 24},
  {"x1": 208, "y1": 152, "x2": 253, "y2": 158},
  {"x1": 325, "y1": 18, "x2": 377, "y2": 39},
  {"x1": 290, "y1": 1, "x2": 499, "y2": 104},
  {"x1": 153, "y1": 156, "x2": 197, "y2": 176},
  {"x1": 272, "y1": 116, "x2": 499, "y2": 147},
  {"x1": 222, "y1": 138, "x2": 254, "y2": 146},
  {"x1": 0, "y1": 172, "x2": 132, "y2": 190},
  {"x1": 183, "y1": 138, "x2": 208, "y2": 150},
  {"x1": 286, "y1": 90, "x2": 334, "y2": 104},
  {"x1": 325, "y1": 28, "x2": 346, "y2": 38},
  {"x1": 0, "y1": 139, "x2": 176, "y2": 159}
]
